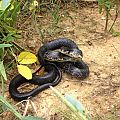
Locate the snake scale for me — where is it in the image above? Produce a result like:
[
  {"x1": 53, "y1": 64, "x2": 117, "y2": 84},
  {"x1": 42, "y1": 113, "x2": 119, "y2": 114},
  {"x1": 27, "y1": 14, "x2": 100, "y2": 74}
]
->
[{"x1": 9, "y1": 38, "x2": 89, "y2": 101}]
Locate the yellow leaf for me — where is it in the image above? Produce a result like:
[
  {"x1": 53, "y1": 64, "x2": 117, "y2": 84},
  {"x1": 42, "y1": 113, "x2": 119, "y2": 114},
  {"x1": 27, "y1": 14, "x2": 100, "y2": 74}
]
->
[
  {"x1": 17, "y1": 65, "x2": 32, "y2": 80},
  {"x1": 17, "y1": 51, "x2": 37, "y2": 64}
]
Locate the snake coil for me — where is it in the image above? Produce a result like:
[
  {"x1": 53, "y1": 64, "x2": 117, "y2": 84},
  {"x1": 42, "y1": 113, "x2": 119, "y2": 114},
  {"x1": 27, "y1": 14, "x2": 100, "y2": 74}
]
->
[{"x1": 9, "y1": 38, "x2": 89, "y2": 101}]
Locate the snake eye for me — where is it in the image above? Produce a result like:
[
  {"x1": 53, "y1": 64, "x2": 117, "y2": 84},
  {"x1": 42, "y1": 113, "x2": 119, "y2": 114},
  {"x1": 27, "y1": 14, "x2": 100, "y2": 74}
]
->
[{"x1": 78, "y1": 55, "x2": 82, "y2": 58}]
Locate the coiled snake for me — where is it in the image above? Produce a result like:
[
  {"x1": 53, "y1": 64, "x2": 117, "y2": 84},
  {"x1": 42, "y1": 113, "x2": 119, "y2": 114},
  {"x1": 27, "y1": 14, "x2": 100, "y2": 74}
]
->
[{"x1": 9, "y1": 38, "x2": 89, "y2": 101}]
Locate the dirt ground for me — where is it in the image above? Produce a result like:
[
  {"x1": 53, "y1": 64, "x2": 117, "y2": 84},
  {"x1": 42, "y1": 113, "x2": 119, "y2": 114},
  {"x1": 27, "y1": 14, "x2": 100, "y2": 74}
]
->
[{"x1": 2, "y1": 4, "x2": 120, "y2": 120}]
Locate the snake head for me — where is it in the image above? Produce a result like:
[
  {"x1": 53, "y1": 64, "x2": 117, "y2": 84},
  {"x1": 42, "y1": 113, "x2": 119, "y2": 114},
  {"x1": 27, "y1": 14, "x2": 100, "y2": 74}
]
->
[
  {"x1": 60, "y1": 47, "x2": 83, "y2": 60},
  {"x1": 69, "y1": 49, "x2": 83, "y2": 60}
]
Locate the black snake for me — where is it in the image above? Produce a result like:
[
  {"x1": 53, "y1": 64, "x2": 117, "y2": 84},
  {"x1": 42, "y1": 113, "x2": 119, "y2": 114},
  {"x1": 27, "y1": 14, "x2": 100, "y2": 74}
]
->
[{"x1": 9, "y1": 38, "x2": 89, "y2": 101}]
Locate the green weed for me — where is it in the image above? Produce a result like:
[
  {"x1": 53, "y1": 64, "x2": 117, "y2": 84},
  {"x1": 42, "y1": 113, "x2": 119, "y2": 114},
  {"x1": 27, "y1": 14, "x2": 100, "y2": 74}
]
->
[
  {"x1": 50, "y1": 86, "x2": 91, "y2": 120},
  {"x1": 97, "y1": 0, "x2": 120, "y2": 33},
  {"x1": 0, "y1": 0, "x2": 21, "y2": 97}
]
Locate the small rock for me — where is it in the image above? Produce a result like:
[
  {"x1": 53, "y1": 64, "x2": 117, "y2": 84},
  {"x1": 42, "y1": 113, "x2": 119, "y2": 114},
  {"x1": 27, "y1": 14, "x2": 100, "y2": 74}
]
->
[
  {"x1": 101, "y1": 16, "x2": 105, "y2": 20},
  {"x1": 99, "y1": 73, "x2": 109, "y2": 79}
]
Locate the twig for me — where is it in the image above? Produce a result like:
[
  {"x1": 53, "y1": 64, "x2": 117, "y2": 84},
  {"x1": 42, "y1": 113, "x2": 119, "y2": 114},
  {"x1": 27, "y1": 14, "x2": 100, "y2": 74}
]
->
[
  {"x1": 30, "y1": 100, "x2": 38, "y2": 115},
  {"x1": 15, "y1": 100, "x2": 29, "y2": 106},
  {"x1": 112, "y1": 44, "x2": 120, "y2": 58},
  {"x1": 12, "y1": 41, "x2": 26, "y2": 51}
]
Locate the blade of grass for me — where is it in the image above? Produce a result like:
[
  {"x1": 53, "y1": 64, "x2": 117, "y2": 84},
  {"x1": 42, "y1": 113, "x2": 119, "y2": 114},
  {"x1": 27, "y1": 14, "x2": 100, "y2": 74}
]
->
[
  {"x1": 0, "y1": 95, "x2": 22, "y2": 120},
  {"x1": 50, "y1": 86, "x2": 90, "y2": 120},
  {"x1": 0, "y1": 61, "x2": 7, "y2": 80},
  {"x1": 1, "y1": 76, "x2": 4, "y2": 96}
]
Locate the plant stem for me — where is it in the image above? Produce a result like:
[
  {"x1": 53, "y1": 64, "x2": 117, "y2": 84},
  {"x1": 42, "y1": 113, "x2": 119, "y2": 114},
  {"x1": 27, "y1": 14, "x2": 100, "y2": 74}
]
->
[
  {"x1": 109, "y1": 9, "x2": 118, "y2": 32},
  {"x1": 104, "y1": 9, "x2": 109, "y2": 33},
  {"x1": 32, "y1": 9, "x2": 44, "y2": 43}
]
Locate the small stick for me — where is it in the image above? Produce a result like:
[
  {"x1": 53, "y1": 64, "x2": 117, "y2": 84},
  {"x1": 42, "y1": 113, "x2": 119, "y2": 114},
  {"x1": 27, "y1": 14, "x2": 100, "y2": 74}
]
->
[
  {"x1": 112, "y1": 44, "x2": 120, "y2": 58},
  {"x1": 23, "y1": 99, "x2": 30, "y2": 116},
  {"x1": 30, "y1": 100, "x2": 38, "y2": 115},
  {"x1": 12, "y1": 41, "x2": 26, "y2": 51}
]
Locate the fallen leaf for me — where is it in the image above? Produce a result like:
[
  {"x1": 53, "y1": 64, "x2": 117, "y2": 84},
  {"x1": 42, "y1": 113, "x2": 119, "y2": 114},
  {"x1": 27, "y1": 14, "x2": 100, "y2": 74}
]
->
[
  {"x1": 17, "y1": 51, "x2": 37, "y2": 64},
  {"x1": 17, "y1": 65, "x2": 32, "y2": 80}
]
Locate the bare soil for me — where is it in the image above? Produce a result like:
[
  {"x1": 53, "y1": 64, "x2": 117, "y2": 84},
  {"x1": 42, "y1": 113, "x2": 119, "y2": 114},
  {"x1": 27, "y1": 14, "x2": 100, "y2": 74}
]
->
[{"x1": 2, "y1": 4, "x2": 120, "y2": 120}]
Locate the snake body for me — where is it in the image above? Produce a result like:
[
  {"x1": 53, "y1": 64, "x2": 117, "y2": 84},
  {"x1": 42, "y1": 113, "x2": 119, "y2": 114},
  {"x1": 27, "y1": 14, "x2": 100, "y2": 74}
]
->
[
  {"x1": 9, "y1": 64, "x2": 62, "y2": 101},
  {"x1": 56, "y1": 60, "x2": 89, "y2": 79},
  {"x1": 9, "y1": 38, "x2": 89, "y2": 101}
]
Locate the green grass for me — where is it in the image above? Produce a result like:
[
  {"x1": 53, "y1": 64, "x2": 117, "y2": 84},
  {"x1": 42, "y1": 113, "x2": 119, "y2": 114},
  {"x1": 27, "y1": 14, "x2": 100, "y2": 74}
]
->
[
  {"x1": 0, "y1": 95, "x2": 43, "y2": 120},
  {"x1": 50, "y1": 86, "x2": 91, "y2": 120}
]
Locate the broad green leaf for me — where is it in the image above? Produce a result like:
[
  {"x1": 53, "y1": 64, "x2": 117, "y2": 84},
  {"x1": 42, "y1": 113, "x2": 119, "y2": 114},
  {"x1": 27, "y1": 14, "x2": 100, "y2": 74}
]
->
[
  {"x1": 50, "y1": 86, "x2": 91, "y2": 120},
  {"x1": 17, "y1": 51, "x2": 37, "y2": 64},
  {"x1": 0, "y1": 44, "x2": 12, "y2": 48},
  {"x1": 65, "y1": 94, "x2": 85, "y2": 113},
  {"x1": 17, "y1": 65, "x2": 32, "y2": 80},
  {"x1": 0, "y1": 0, "x2": 11, "y2": 10},
  {"x1": 50, "y1": 86, "x2": 77, "y2": 112},
  {"x1": 22, "y1": 116, "x2": 43, "y2": 120},
  {"x1": 0, "y1": 61, "x2": 7, "y2": 80}
]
